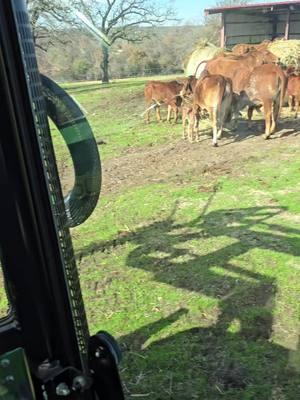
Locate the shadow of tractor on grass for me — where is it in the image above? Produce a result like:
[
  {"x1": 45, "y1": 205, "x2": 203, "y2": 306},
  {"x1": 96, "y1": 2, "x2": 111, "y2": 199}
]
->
[
  {"x1": 78, "y1": 203, "x2": 300, "y2": 398},
  {"x1": 117, "y1": 204, "x2": 300, "y2": 399}
]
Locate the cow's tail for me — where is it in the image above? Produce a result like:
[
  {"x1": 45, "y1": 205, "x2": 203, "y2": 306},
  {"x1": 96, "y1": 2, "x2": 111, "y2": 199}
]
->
[
  {"x1": 224, "y1": 79, "x2": 233, "y2": 123},
  {"x1": 217, "y1": 82, "x2": 225, "y2": 119},
  {"x1": 279, "y1": 70, "x2": 287, "y2": 114},
  {"x1": 214, "y1": 80, "x2": 227, "y2": 133},
  {"x1": 272, "y1": 70, "x2": 287, "y2": 127},
  {"x1": 211, "y1": 82, "x2": 226, "y2": 147},
  {"x1": 219, "y1": 78, "x2": 232, "y2": 122},
  {"x1": 195, "y1": 60, "x2": 208, "y2": 77}
]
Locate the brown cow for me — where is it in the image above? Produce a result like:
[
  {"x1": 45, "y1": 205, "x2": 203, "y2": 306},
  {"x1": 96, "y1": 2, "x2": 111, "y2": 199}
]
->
[
  {"x1": 201, "y1": 50, "x2": 278, "y2": 127},
  {"x1": 231, "y1": 64, "x2": 287, "y2": 139},
  {"x1": 287, "y1": 73, "x2": 300, "y2": 117},
  {"x1": 256, "y1": 40, "x2": 272, "y2": 50},
  {"x1": 204, "y1": 50, "x2": 278, "y2": 79},
  {"x1": 181, "y1": 72, "x2": 233, "y2": 146},
  {"x1": 232, "y1": 40, "x2": 271, "y2": 55},
  {"x1": 197, "y1": 50, "x2": 274, "y2": 125},
  {"x1": 232, "y1": 43, "x2": 257, "y2": 55},
  {"x1": 194, "y1": 49, "x2": 277, "y2": 80},
  {"x1": 144, "y1": 80, "x2": 183, "y2": 123},
  {"x1": 230, "y1": 66, "x2": 261, "y2": 127},
  {"x1": 179, "y1": 76, "x2": 200, "y2": 139},
  {"x1": 181, "y1": 99, "x2": 201, "y2": 141}
]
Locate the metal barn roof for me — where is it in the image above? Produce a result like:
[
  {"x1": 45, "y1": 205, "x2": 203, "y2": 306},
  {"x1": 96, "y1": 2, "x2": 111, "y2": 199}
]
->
[
  {"x1": 205, "y1": 1, "x2": 300, "y2": 15},
  {"x1": 205, "y1": 1, "x2": 300, "y2": 47}
]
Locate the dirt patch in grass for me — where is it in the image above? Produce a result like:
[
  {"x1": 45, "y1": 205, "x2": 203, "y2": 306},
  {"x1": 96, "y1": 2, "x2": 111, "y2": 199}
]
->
[
  {"x1": 100, "y1": 122, "x2": 300, "y2": 195},
  {"x1": 57, "y1": 79, "x2": 300, "y2": 197}
]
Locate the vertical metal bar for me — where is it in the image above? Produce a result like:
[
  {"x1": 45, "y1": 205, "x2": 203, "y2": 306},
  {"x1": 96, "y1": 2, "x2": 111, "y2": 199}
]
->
[
  {"x1": 0, "y1": 0, "x2": 89, "y2": 373},
  {"x1": 220, "y1": 13, "x2": 225, "y2": 48},
  {"x1": 12, "y1": 0, "x2": 91, "y2": 373},
  {"x1": 285, "y1": 8, "x2": 291, "y2": 40}
]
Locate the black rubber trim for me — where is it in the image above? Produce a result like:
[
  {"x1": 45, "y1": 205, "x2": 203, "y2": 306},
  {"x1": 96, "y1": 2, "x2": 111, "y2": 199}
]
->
[{"x1": 41, "y1": 74, "x2": 101, "y2": 227}]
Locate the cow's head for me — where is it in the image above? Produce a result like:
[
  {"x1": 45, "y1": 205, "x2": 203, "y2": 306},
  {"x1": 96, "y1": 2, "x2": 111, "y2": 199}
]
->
[
  {"x1": 231, "y1": 91, "x2": 249, "y2": 119},
  {"x1": 285, "y1": 65, "x2": 300, "y2": 77},
  {"x1": 286, "y1": 66, "x2": 296, "y2": 76},
  {"x1": 180, "y1": 75, "x2": 197, "y2": 98}
]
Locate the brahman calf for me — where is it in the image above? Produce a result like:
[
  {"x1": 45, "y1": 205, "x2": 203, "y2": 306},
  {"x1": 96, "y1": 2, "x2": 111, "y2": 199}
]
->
[
  {"x1": 287, "y1": 72, "x2": 300, "y2": 118},
  {"x1": 144, "y1": 80, "x2": 183, "y2": 123},
  {"x1": 181, "y1": 72, "x2": 233, "y2": 146}
]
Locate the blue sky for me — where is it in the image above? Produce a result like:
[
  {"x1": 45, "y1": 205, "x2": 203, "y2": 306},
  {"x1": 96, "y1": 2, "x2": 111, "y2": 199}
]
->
[
  {"x1": 172, "y1": 0, "x2": 287, "y2": 23},
  {"x1": 172, "y1": 0, "x2": 216, "y2": 22}
]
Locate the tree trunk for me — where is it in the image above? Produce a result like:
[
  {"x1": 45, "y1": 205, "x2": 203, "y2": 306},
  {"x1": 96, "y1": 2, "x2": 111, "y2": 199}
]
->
[{"x1": 101, "y1": 45, "x2": 110, "y2": 83}]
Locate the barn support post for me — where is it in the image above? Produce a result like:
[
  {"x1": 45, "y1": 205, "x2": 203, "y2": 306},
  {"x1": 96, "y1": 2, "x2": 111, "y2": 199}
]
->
[
  {"x1": 285, "y1": 8, "x2": 291, "y2": 40},
  {"x1": 220, "y1": 13, "x2": 225, "y2": 48},
  {"x1": 272, "y1": 14, "x2": 278, "y2": 40}
]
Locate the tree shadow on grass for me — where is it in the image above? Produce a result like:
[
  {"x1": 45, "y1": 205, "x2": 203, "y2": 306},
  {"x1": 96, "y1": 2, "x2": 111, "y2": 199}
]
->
[
  {"x1": 119, "y1": 307, "x2": 300, "y2": 399},
  {"x1": 115, "y1": 205, "x2": 300, "y2": 398},
  {"x1": 220, "y1": 115, "x2": 300, "y2": 146},
  {"x1": 78, "y1": 203, "x2": 300, "y2": 398}
]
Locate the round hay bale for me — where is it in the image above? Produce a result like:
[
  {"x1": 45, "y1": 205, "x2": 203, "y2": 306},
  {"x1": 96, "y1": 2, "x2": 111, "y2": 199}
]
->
[
  {"x1": 268, "y1": 39, "x2": 300, "y2": 68},
  {"x1": 184, "y1": 40, "x2": 223, "y2": 78}
]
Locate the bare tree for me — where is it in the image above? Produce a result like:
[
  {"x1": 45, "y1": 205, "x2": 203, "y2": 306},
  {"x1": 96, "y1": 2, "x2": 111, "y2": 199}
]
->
[
  {"x1": 26, "y1": 0, "x2": 72, "y2": 51},
  {"x1": 74, "y1": 0, "x2": 176, "y2": 83}
]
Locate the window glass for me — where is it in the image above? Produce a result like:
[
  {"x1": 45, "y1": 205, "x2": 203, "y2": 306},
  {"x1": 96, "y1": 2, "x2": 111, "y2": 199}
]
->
[
  {"x1": 0, "y1": 260, "x2": 9, "y2": 319},
  {"x1": 33, "y1": 2, "x2": 300, "y2": 399}
]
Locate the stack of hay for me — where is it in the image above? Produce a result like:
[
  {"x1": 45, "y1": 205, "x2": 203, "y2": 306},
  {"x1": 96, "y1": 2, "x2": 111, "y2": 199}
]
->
[
  {"x1": 184, "y1": 40, "x2": 223, "y2": 77},
  {"x1": 268, "y1": 39, "x2": 300, "y2": 68}
]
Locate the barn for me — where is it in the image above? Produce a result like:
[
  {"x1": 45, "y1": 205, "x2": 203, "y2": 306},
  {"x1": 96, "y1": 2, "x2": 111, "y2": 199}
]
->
[{"x1": 205, "y1": 1, "x2": 300, "y2": 48}]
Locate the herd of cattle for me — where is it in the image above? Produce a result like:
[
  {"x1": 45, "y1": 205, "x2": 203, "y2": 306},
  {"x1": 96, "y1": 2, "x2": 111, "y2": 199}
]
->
[{"x1": 143, "y1": 41, "x2": 300, "y2": 147}]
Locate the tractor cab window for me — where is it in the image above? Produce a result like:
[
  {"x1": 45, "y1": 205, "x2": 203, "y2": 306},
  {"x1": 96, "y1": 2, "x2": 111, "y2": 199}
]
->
[{"x1": 0, "y1": 258, "x2": 9, "y2": 319}]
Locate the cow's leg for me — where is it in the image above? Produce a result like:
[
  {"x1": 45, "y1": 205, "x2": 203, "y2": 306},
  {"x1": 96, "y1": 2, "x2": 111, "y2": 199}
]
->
[
  {"x1": 217, "y1": 110, "x2": 226, "y2": 139},
  {"x1": 182, "y1": 109, "x2": 188, "y2": 139},
  {"x1": 263, "y1": 100, "x2": 272, "y2": 139},
  {"x1": 156, "y1": 106, "x2": 162, "y2": 122},
  {"x1": 211, "y1": 107, "x2": 218, "y2": 147},
  {"x1": 217, "y1": 107, "x2": 225, "y2": 140},
  {"x1": 188, "y1": 112, "x2": 196, "y2": 143},
  {"x1": 289, "y1": 96, "x2": 294, "y2": 112},
  {"x1": 155, "y1": 105, "x2": 159, "y2": 121},
  {"x1": 145, "y1": 102, "x2": 151, "y2": 124},
  {"x1": 255, "y1": 105, "x2": 263, "y2": 114},
  {"x1": 167, "y1": 105, "x2": 172, "y2": 123},
  {"x1": 193, "y1": 107, "x2": 200, "y2": 141},
  {"x1": 271, "y1": 99, "x2": 280, "y2": 133},
  {"x1": 217, "y1": 125, "x2": 223, "y2": 140},
  {"x1": 247, "y1": 106, "x2": 255, "y2": 129},
  {"x1": 230, "y1": 115, "x2": 238, "y2": 132},
  {"x1": 294, "y1": 97, "x2": 300, "y2": 118},
  {"x1": 194, "y1": 116, "x2": 200, "y2": 141},
  {"x1": 145, "y1": 110, "x2": 150, "y2": 124},
  {"x1": 174, "y1": 107, "x2": 179, "y2": 124},
  {"x1": 195, "y1": 110, "x2": 200, "y2": 131}
]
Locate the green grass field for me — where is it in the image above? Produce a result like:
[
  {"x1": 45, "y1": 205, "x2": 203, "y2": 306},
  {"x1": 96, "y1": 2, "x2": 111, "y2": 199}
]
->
[{"x1": 1, "y1": 76, "x2": 300, "y2": 399}]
